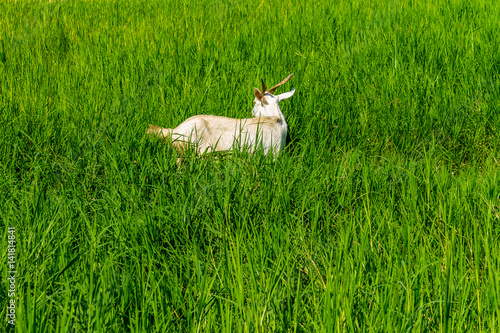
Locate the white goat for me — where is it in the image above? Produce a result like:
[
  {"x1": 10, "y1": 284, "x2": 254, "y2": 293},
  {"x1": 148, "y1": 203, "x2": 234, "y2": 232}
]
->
[{"x1": 147, "y1": 74, "x2": 295, "y2": 156}]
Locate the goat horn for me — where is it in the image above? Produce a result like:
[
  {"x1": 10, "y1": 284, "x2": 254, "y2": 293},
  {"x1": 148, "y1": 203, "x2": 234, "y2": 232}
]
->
[
  {"x1": 260, "y1": 79, "x2": 267, "y2": 95},
  {"x1": 267, "y1": 73, "x2": 294, "y2": 94}
]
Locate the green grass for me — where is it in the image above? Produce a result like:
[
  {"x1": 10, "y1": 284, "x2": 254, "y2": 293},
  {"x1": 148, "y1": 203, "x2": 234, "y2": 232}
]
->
[{"x1": 1, "y1": 0, "x2": 500, "y2": 331}]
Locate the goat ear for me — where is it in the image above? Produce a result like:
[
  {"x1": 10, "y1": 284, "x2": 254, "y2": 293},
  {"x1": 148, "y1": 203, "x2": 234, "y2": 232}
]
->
[
  {"x1": 277, "y1": 88, "x2": 295, "y2": 102},
  {"x1": 254, "y1": 88, "x2": 264, "y2": 102}
]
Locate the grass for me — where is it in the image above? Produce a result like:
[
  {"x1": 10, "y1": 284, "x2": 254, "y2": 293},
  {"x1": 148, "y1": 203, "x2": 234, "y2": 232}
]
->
[{"x1": 1, "y1": 0, "x2": 500, "y2": 331}]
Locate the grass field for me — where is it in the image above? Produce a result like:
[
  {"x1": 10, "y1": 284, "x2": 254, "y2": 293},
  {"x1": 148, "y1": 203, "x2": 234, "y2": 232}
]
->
[{"x1": 1, "y1": 0, "x2": 500, "y2": 331}]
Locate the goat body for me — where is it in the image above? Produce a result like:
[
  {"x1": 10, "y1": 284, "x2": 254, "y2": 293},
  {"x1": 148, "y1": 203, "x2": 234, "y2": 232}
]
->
[{"x1": 147, "y1": 74, "x2": 295, "y2": 156}]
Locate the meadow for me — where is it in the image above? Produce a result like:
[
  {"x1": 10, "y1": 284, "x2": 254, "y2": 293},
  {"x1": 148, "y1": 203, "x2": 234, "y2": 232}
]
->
[{"x1": 1, "y1": 0, "x2": 500, "y2": 331}]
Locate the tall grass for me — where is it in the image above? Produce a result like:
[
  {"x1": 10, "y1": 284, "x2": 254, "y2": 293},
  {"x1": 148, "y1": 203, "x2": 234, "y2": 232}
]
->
[{"x1": 1, "y1": 0, "x2": 500, "y2": 331}]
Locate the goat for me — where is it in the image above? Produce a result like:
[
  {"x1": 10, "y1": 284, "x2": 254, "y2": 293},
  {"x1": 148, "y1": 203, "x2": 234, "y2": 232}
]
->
[{"x1": 147, "y1": 73, "x2": 295, "y2": 157}]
